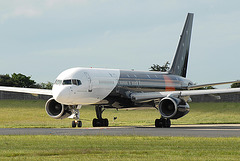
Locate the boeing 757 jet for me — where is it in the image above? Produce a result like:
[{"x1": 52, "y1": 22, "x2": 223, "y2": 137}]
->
[{"x1": 1, "y1": 13, "x2": 240, "y2": 128}]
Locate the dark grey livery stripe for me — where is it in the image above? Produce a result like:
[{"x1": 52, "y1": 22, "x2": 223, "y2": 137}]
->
[
  {"x1": 117, "y1": 70, "x2": 187, "y2": 91},
  {"x1": 99, "y1": 70, "x2": 192, "y2": 108}
]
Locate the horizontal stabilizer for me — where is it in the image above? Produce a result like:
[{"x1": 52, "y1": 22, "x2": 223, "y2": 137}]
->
[{"x1": 188, "y1": 80, "x2": 240, "y2": 90}]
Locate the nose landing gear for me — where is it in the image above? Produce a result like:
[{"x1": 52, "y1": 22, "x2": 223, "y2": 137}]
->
[
  {"x1": 72, "y1": 120, "x2": 82, "y2": 127},
  {"x1": 70, "y1": 107, "x2": 82, "y2": 128}
]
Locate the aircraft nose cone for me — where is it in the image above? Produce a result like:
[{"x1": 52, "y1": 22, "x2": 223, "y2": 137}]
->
[{"x1": 52, "y1": 85, "x2": 69, "y2": 103}]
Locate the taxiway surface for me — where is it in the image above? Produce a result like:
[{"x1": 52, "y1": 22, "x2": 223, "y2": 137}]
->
[{"x1": 0, "y1": 124, "x2": 240, "y2": 137}]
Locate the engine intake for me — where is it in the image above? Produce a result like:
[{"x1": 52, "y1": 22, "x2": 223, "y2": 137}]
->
[
  {"x1": 45, "y1": 98, "x2": 72, "y2": 119},
  {"x1": 159, "y1": 96, "x2": 190, "y2": 119}
]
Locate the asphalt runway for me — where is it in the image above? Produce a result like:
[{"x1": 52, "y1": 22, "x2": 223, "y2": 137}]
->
[{"x1": 0, "y1": 124, "x2": 240, "y2": 137}]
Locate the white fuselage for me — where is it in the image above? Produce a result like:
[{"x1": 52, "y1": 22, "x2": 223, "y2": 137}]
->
[
  {"x1": 52, "y1": 67, "x2": 120, "y2": 105},
  {"x1": 52, "y1": 67, "x2": 192, "y2": 107}
]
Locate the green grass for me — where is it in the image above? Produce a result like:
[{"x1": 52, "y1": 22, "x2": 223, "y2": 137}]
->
[
  {"x1": 0, "y1": 100, "x2": 240, "y2": 128},
  {"x1": 0, "y1": 135, "x2": 239, "y2": 160},
  {"x1": 0, "y1": 100, "x2": 240, "y2": 160},
  {"x1": 172, "y1": 102, "x2": 240, "y2": 125}
]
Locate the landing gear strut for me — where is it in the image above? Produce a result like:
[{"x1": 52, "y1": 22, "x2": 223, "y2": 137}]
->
[
  {"x1": 92, "y1": 105, "x2": 109, "y2": 127},
  {"x1": 155, "y1": 117, "x2": 171, "y2": 128},
  {"x1": 71, "y1": 107, "x2": 82, "y2": 128}
]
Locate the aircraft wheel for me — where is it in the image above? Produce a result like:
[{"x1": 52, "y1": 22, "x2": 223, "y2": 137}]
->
[
  {"x1": 155, "y1": 118, "x2": 171, "y2": 128},
  {"x1": 92, "y1": 118, "x2": 99, "y2": 127},
  {"x1": 155, "y1": 119, "x2": 163, "y2": 128},
  {"x1": 77, "y1": 121, "x2": 82, "y2": 127},
  {"x1": 163, "y1": 119, "x2": 171, "y2": 128},
  {"x1": 103, "y1": 119, "x2": 109, "y2": 127},
  {"x1": 92, "y1": 118, "x2": 109, "y2": 127},
  {"x1": 72, "y1": 121, "x2": 76, "y2": 128}
]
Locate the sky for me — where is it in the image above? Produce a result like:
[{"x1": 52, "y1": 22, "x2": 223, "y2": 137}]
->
[{"x1": 0, "y1": 0, "x2": 240, "y2": 88}]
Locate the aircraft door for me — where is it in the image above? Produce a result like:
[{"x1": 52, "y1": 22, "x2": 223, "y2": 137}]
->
[{"x1": 84, "y1": 72, "x2": 92, "y2": 92}]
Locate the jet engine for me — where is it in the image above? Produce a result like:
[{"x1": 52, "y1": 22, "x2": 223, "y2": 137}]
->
[
  {"x1": 45, "y1": 98, "x2": 72, "y2": 119},
  {"x1": 158, "y1": 96, "x2": 190, "y2": 119}
]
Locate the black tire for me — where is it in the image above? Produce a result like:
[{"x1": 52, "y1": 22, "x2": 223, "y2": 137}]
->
[
  {"x1": 93, "y1": 118, "x2": 109, "y2": 127},
  {"x1": 155, "y1": 119, "x2": 163, "y2": 128},
  {"x1": 93, "y1": 118, "x2": 99, "y2": 127},
  {"x1": 72, "y1": 121, "x2": 76, "y2": 128},
  {"x1": 77, "y1": 121, "x2": 82, "y2": 127},
  {"x1": 162, "y1": 119, "x2": 171, "y2": 128},
  {"x1": 166, "y1": 119, "x2": 171, "y2": 128},
  {"x1": 103, "y1": 119, "x2": 109, "y2": 127}
]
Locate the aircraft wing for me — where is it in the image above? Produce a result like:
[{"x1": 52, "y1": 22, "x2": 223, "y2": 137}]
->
[
  {"x1": 131, "y1": 88, "x2": 240, "y2": 101},
  {"x1": 0, "y1": 86, "x2": 52, "y2": 96}
]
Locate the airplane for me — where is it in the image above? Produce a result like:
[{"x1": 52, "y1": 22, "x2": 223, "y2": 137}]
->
[{"x1": 1, "y1": 13, "x2": 240, "y2": 128}]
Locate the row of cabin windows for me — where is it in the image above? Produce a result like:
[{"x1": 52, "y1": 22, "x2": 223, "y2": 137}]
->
[{"x1": 55, "y1": 79, "x2": 82, "y2": 86}]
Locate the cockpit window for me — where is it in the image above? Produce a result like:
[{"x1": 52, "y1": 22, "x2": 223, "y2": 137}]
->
[
  {"x1": 77, "y1": 80, "x2": 81, "y2": 85},
  {"x1": 63, "y1": 79, "x2": 72, "y2": 85},
  {"x1": 60, "y1": 79, "x2": 82, "y2": 86},
  {"x1": 55, "y1": 79, "x2": 62, "y2": 85},
  {"x1": 72, "y1": 79, "x2": 77, "y2": 85},
  {"x1": 72, "y1": 79, "x2": 82, "y2": 85}
]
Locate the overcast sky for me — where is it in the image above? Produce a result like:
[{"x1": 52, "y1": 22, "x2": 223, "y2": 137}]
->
[{"x1": 0, "y1": 0, "x2": 240, "y2": 87}]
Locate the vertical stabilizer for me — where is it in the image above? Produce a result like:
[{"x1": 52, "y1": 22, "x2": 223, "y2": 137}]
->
[{"x1": 169, "y1": 13, "x2": 194, "y2": 78}]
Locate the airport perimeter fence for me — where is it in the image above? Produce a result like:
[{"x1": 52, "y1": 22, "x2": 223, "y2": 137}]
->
[
  {"x1": 0, "y1": 91, "x2": 240, "y2": 102},
  {"x1": 189, "y1": 93, "x2": 240, "y2": 102}
]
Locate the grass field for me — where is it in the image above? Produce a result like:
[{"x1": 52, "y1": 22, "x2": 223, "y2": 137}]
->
[
  {"x1": 0, "y1": 100, "x2": 240, "y2": 160},
  {"x1": 0, "y1": 135, "x2": 239, "y2": 160},
  {"x1": 0, "y1": 99, "x2": 240, "y2": 128}
]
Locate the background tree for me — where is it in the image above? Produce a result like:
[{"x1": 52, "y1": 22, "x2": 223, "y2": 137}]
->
[
  {"x1": 149, "y1": 61, "x2": 170, "y2": 72},
  {"x1": 0, "y1": 74, "x2": 14, "y2": 86},
  {"x1": 231, "y1": 83, "x2": 240, "y2": 88},
  {"x1": 36, "y1": 82, "x2": 53, "y2": 89},
  {"x1": 0, "y1": 73, "x2": 53, "y2": 89},
  {"x1": 11, "y1": 73, "x2": 36, "y2": 88}
]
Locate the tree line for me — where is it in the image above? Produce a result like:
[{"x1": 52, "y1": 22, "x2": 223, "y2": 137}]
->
[{"x1": 0, "y1": 73, "x2": 53, "y2": 89}]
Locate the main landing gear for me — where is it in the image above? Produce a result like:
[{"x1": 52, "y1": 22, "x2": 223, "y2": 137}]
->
[
  {"x1": 71, "y1": 108, "x2": 82, "y2": 128},
  {"x1": 155, "y1": 117, "x2": 171, "y2": 128},
  {"x1": 92, "y1": 105, "x2": 109, "y2": 127}
]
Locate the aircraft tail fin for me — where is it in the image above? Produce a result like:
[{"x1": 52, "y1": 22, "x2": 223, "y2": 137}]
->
[{"x1": 169, "y1": 13, "x2": 194, "y2": 78}]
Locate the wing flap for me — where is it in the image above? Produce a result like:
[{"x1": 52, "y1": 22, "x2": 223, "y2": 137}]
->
[{"x1": 0, "y1": 86, "x2": 52, "y2": 96}]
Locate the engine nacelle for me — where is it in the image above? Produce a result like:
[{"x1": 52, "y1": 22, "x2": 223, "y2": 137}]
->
[
  {"x1": 159, "y1": 96, "x2": 190, "y2": 119},
  {"x1": 45, "y1": 98, "x2": 72, "y2": 119}
]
